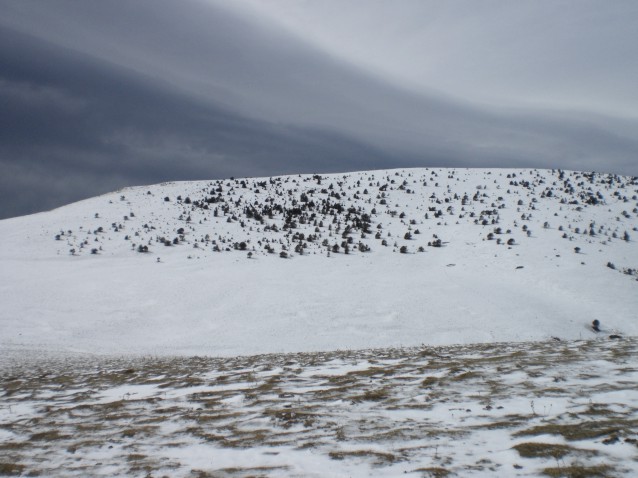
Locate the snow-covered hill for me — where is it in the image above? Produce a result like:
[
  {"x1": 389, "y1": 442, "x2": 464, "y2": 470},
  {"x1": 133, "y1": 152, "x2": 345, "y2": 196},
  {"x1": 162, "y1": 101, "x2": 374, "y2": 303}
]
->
[{"x1": 1, "y1": 168, "x2": 636, "y2": 356}]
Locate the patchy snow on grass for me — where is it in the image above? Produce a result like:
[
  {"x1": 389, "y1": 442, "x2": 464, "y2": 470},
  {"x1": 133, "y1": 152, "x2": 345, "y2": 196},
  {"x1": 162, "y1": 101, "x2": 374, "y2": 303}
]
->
[{"x1": 1, "y1": 338, "x2": 637, "y2": 477}]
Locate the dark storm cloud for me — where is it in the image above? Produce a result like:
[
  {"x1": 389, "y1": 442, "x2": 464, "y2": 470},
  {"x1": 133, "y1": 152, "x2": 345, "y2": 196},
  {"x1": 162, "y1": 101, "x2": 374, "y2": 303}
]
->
[
  {"x1": 0, "y1": 25, "x2": 396, "y2": 219},
  {"x1": 1, "y1": 0, "x2": 636, "y2": 219}
]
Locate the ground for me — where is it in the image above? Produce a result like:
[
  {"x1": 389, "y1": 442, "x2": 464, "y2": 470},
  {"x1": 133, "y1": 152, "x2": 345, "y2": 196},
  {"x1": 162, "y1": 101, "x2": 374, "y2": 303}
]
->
[{"x1": 1, "y1": 337, "x2": 637, "y2": 477}]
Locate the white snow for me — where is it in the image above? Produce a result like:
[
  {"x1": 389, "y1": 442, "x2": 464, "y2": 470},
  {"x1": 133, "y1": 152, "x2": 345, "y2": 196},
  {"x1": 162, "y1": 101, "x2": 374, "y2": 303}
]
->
[
  {"x1": 2, "y1": 168, "x2": 636, "y2": 477},
  {"x1": 1, "y1": 167, "x2": 636, "y2": 357}
]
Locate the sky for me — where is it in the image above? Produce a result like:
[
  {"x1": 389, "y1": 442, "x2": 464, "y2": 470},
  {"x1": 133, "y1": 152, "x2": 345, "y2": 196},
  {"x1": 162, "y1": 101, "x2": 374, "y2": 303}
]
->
[{"x1": 1, "y1": 0, "x2": 637, "y2": 219}]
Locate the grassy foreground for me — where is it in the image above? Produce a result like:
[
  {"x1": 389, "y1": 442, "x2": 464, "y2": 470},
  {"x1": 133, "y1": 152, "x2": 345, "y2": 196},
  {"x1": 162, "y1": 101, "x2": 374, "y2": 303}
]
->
[{"x1": 1, "y1": 337, "x2": 637, "y2": 477}]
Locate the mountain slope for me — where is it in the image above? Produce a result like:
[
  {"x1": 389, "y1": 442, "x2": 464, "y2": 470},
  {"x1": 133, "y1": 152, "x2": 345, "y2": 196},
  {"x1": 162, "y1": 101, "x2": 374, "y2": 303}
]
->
[{"x1": 1, "y1": 167, "x2": 636, "y2": 356}]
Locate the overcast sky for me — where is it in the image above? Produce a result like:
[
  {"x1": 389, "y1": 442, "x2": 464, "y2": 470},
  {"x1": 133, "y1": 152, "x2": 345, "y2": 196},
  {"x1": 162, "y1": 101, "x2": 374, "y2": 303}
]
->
[{"x1": 1, "y1": 0, "x2": 637, "y2": 219}]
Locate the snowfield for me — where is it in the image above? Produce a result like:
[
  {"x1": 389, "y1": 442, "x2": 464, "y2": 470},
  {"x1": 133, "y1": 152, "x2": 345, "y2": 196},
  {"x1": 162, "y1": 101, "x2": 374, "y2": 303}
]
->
[
  {"x1": 0, "y1": 167, "x2": 636, "y2": 356},
  {"x1": 1, "y1": 167, "x2": 637, "y2": 477}
]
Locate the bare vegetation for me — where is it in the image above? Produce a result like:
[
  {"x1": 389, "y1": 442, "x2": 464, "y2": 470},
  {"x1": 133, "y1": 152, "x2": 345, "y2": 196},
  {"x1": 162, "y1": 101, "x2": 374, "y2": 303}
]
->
[{"x1": 1, "y1": 337, "x2": 637, "y2": 476}]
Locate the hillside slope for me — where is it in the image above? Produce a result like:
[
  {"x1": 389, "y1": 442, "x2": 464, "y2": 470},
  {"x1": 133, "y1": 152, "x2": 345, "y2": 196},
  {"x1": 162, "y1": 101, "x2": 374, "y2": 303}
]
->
[{"x1": 1, "y1": 168, "x2": 636, "y2": 356}]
